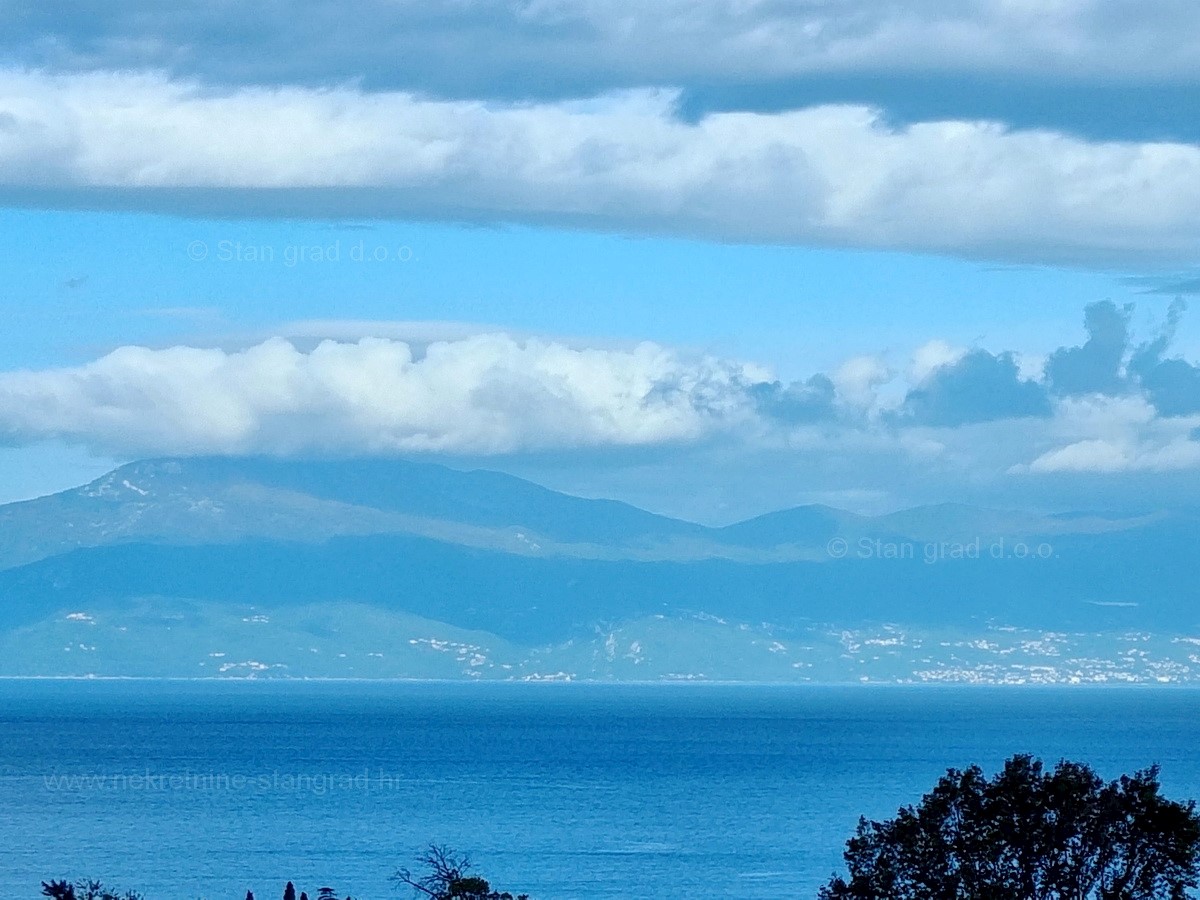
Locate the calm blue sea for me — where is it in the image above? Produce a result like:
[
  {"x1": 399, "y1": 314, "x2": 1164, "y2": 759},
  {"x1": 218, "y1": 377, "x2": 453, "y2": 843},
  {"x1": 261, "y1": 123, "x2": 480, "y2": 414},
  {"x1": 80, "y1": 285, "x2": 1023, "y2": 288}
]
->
[{"x1": 2, "y1": 682, "x2": 1199, "y2": 899}]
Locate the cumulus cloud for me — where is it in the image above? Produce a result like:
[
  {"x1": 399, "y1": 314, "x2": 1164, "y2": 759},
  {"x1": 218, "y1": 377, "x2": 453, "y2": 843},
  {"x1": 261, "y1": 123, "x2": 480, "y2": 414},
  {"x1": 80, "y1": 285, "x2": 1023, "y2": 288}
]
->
[
  {"x1": 1128, "y1": 300, "x2": 1200, "y2": 417},
  {"x1": 1009, "y1": 391, "x2": 1200, "y2": 475},
  {"x1": 896, "y1": 350, "x2": 1050, "y2": 426},
  {"x1": 832, "y1": 356, "x2": 894, "y2": 412},
  {"x1": 880, "y1": 301, "x2": 1200, "y2": 473},
  {"x1": 909, "y1": 340, "x2": 966, "y2": 384},
  {"x1": 2, "y1": 302, "x2": 1200, "y2": 483},
  {"x1": 896, "y1": 300, "x2": 1200, "y2": 431},
  {"x1": 2, "y1": 71, "x2": 1200, "y2": 265},
  {"x1": 1045, "y1": 301, "x2": 1132, "y2": 396},
  {"x1": 1035, "y1": 298, "x2": 1200, "y2": 416},
  {"x1": 0, "y1": 334, "x2": 786, "y2": 456},
  {"x1": 747, "y1": 375, "x2": 838, "y2": 425}
]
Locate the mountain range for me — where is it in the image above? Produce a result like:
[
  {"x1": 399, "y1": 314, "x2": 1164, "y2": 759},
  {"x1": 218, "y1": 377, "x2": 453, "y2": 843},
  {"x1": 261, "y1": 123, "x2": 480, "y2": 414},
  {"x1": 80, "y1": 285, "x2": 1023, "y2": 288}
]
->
[{"x1": 1, "y1": 457, "x2": 1197, "y2": 683}]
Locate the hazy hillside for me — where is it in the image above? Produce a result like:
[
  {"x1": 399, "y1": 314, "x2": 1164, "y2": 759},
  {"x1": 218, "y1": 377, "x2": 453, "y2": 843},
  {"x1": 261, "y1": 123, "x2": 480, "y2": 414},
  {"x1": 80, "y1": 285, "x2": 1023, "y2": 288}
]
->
[{"x1": 1, "y1": 457, "x2": 1197, "y2": 683}]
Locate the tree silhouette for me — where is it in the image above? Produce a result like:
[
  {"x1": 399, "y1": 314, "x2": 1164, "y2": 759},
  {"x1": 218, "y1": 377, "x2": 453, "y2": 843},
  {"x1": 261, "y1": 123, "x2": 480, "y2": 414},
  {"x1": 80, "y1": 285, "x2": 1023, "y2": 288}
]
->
[
  {"x1": 41, "y1": 882, "x2": 76, "y2": 900},
  {"x1": 45, "y1": 877, "x2": 357, "y2": 900},
  {"x1": 821, "y1": 754, "x2": 1200, "y2": 899},
  {"x1": 393, "y1": 844, "x2": 529, "y2": 900},
  {"x1": 41, "y1": 881, "x2": 142, "y2": 900}
]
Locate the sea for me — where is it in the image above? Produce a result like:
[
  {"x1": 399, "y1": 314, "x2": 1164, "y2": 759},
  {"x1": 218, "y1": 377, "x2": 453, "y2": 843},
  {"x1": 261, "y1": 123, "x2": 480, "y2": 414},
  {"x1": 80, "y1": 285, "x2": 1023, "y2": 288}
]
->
[{"x1": 2, "y1": 681, "x2": 1199, "y2": 899}]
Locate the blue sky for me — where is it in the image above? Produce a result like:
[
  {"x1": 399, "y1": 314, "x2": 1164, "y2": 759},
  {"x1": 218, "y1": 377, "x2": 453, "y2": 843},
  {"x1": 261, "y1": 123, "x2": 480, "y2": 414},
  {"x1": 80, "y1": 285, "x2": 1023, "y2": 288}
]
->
[
  {"x1": 1, "y1": 1, "x2": 1199, "y2": 520},
  {"x1": 3, "y1": 209, "x2": 1172, "y2": 374}
]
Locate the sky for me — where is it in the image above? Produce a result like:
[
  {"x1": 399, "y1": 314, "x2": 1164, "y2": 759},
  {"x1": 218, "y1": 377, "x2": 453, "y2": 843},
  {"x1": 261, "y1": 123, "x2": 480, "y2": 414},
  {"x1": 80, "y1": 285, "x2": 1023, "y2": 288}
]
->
[{"x1": 1, "y1": 1, "x2": 1199, "y2": 523}]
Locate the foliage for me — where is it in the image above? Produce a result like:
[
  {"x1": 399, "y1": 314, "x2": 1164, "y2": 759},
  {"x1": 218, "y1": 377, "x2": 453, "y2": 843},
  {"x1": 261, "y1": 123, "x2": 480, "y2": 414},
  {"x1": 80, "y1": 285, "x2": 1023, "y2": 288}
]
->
[
  {"x1": 41, "y1": 880, "x2": 144, "y2": 900},
  {"x1": 393, "y1": 844, "x2": 529, "y2": 900},
  {"x1": 821, "y1": 754, "x2": 1200, "y2": 900}
]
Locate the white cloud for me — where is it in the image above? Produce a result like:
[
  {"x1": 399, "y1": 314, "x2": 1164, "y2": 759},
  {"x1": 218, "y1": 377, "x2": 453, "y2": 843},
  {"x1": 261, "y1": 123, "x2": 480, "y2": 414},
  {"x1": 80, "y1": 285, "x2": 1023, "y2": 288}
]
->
[
  {"x1": 910, "y1": 340, "x2": 967, "y2": 383},
  {"x1": 2, "y1": 70, "x2": 1200, "y2": 265},
  {"x1": 0, "y1": 334, "x2": 764, "y2": 455},
  {"x1": 3, "y1": 319, "x2": 1200, "y2": 487},
  {"x1": 1022, "y1": 438, "x2": 1132, "y2": 474},
  {"x1": 833, "y1": 355, "x2": 893, "y2": 410},
  {"x1": 1012, "y1": 395, "x2": 1200, "y2": 473},
  {"x1": 1049, "y1": 393, "x2": 1160, "y2": 436},
  {"x1": 1021, "y1": 437, "x2": 1200, "y2": 474}
]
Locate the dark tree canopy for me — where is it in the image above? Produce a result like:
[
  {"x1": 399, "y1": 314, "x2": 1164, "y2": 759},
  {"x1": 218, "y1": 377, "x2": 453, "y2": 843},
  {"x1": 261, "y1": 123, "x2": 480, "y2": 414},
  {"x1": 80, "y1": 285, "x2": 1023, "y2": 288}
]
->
[{"x1": 821, "y1": 754, "x2": 1200, "y2": 900}]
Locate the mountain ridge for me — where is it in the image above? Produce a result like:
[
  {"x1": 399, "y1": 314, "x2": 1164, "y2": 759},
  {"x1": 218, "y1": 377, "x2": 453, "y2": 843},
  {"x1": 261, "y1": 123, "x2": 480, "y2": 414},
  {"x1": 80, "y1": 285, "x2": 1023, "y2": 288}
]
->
[
  {"x1": 1, "y1": 456, "x2": 1197, "y2": 682},
  {"x1": 0, "y1": 456, "x2": 1165, "y2": 571}
]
